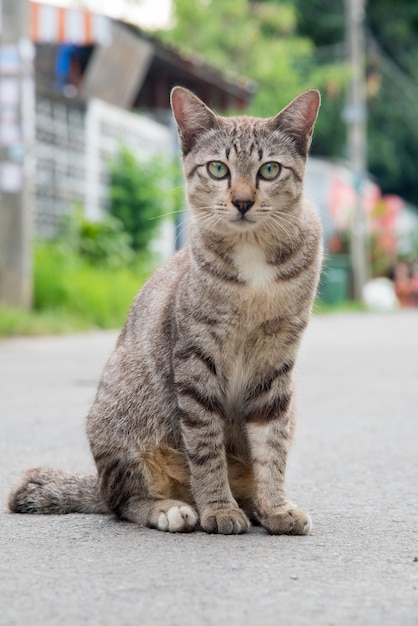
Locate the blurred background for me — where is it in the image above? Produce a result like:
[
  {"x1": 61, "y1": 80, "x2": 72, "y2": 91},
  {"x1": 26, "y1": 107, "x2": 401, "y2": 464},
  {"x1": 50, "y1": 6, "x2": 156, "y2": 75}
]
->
[{"x1": 1, "y1": 0, "x2": 417, "y2": 335}]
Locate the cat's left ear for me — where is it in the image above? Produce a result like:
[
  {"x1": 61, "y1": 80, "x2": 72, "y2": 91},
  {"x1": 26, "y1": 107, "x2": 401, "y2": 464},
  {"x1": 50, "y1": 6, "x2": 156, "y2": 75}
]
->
[
  {"x1": 171, "y1": 87, "x2": 217, "y2": 155},
  {"x1": 271, "y1": 89, "x2": 321, "y2": 155}
]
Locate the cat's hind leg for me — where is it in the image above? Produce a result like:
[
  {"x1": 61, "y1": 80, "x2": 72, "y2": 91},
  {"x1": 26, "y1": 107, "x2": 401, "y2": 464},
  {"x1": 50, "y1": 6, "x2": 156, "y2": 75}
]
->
[
  {"x1": 97, "y1": 446, "x2": 198, "y2": 532},
  {"x1": 120, "y1": 497, "x2": 198, "y2": 533}
]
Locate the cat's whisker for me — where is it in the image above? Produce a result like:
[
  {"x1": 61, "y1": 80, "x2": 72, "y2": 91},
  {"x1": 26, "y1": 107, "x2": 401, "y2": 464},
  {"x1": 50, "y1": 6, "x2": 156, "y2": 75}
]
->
[
  {"x1": 174, "y1": 220, "x2": 191, "y2": 246},
  {"x1": 268, "y1": 211, "x2": 300, "y2": 232},
  {"x1": 195, "y1": 213, "x2": 222, "y2": 232},
  {"x1": 266, "y1": 215, "x2": 298, "y2": 247},
  {"x1": 148, "y1": 209, "x2": 188, "y2": 221}
]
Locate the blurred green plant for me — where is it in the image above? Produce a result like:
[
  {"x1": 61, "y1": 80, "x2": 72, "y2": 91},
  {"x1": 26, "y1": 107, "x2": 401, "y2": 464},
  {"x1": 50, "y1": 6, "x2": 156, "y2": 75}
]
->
[
  {"x1": 294, "y1": 0, "x2": 418, "y2": 206},
  {"x1": 0, "y1": 245, "x2": 151, "y2": 336},
  {"x1": 0, "y1": 305, "x2": 90, "y2": 336},
  {"x1": 108, "y1": 147, "x2": 182, "y2": 252},
  {"x1": 33, "y1": 241, "x2": 152, "y2": 329},
  {"x1": 64, "y1": 205, "x2": 134, "y2": 268},
  {"x1": 0, "y1": 211, "x2": 157, "y2": 336},
  {"x1": 158, "y1": 0, "x2": 347, "y2": 119}
]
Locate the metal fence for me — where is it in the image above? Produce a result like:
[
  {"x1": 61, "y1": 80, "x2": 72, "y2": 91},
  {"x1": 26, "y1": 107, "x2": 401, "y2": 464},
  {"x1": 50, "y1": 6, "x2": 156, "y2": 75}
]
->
[
  {"x1": 35, "y1": 94, "x2": 86, "y2": 237},
  {"x1": 34, "y1": 94, "x2": 172, "y2": 238}
]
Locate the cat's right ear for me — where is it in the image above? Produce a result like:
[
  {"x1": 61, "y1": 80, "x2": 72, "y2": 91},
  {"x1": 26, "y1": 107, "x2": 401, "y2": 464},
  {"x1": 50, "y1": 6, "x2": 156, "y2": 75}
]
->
[{"x1": 170, "y1": 87, "x2": 217, "y2": 155}]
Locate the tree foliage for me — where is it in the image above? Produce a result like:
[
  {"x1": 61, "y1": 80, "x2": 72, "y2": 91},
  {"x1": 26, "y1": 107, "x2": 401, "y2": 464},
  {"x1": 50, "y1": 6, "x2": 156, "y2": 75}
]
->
[
  {"x1": 158, "y1": 0, "x2": 346, "y2": 118},
  {"x1": 294, "y1": 0, "x2": 418, "y2": 204},
  {"x1": 158, "y1": 0, "x2": 418, "y2": 205}
]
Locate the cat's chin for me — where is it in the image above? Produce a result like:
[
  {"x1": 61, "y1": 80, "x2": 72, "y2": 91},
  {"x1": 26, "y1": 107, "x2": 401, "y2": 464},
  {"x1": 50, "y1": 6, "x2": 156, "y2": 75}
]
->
[{"x1": 225, "y1": 217, "x2": 260, "y2": 233}]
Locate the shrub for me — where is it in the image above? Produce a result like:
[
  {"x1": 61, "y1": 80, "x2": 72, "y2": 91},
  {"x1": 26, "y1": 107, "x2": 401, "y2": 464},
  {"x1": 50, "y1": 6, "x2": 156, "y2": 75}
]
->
[
  {"x1": 108, "y1": 147, "x2": 176, "y2": 252},
  {"x1": 33, "y1": 241, "x2": 153, "y2": 329},
  {"x1": 63, "y1": 206, "x2": 134, "y2": 268}
]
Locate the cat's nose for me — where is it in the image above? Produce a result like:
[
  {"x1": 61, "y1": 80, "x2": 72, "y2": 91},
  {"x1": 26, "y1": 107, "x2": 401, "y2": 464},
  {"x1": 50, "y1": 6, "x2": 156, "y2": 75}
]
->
[{"x1": 232, "y1": 199, "x2": 254, "y2": 215}]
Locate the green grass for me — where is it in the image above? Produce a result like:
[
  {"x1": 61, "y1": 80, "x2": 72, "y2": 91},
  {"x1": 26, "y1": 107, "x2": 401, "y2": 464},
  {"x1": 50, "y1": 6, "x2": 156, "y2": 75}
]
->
[
  {"x1": 0, "y1": 241, "x2": 367, "y2": 338},
  {"x1": 313, "y1": 299, "x2": 367, "y2": 314},
  {"x1": 0, "y1": 243, "x2": 154, "y2": 337},
  {"x1": 0, "y1": 307, "x2": 91, "y2": 337}
]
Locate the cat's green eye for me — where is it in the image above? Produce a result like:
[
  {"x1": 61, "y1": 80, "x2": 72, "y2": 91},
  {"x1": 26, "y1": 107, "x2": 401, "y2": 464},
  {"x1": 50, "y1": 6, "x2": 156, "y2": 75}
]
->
[
  {"x1": 207, "y1": 161, "x2": 230, "y2": 179},
  {"x1": 258, "y1": 162, "x2": 281, "y2": 181}
]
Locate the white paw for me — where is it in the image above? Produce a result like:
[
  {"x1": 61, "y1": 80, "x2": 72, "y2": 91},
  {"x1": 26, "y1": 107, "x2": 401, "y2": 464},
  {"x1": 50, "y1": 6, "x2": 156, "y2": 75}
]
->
[{"x1": 157, "y1": 505, "x2": 198, "y2": 533}]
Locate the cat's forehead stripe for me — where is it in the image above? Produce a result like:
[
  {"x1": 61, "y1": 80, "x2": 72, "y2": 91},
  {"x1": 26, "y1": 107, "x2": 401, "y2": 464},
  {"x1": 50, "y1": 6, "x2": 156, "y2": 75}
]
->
[{"x1": 215, "y1": 118, "x2": 274, "y2": 162}]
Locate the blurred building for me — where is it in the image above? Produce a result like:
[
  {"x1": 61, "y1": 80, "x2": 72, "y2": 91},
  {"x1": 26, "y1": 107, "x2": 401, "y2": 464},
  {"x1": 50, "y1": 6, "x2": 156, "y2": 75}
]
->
[{"x1": 29, "y1": 1, "x2": 255, "y2": 238}]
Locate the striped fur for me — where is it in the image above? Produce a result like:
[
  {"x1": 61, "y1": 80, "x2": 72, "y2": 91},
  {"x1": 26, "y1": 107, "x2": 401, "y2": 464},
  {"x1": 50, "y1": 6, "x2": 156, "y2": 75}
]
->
[{"x1": 8, "y1": 88, "x2": 322, "y2": 535}]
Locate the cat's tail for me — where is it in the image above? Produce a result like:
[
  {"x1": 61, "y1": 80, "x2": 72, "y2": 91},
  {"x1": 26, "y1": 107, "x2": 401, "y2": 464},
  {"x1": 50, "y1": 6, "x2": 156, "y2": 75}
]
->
[{"x1": 8, "y1": 467, "x2": 108, "y2": 515}]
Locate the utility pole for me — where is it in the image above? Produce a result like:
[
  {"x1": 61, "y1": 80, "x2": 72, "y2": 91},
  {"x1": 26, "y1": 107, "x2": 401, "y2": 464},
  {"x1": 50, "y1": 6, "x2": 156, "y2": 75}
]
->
[
  {"x1": 0, "y1": 0, "x2": 34, "y2": 308},
  {"x1": 345, "y1": 0, "x2": 368, "y2": 300}
]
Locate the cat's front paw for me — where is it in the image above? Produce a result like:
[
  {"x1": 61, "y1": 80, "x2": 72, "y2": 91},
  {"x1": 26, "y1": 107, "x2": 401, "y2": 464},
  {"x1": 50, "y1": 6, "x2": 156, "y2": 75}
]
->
[
  {"x1": 260, "y1": 506, "x2": 312, "y2": 536},
  {"x1": 200, "y1": 506, "x2": 250, "y2": 534}
]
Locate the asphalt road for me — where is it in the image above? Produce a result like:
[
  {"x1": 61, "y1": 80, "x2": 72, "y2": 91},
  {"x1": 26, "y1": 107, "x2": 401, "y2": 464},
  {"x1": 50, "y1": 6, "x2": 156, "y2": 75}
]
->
[{"x1": 1, "y1": 311, "x2": 417, "y2": 626}]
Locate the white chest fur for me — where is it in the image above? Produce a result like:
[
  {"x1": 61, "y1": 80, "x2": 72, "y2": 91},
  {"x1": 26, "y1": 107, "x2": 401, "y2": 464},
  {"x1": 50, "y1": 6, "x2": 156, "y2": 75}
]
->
[{"x1": 233, "y1": 244, "x2": 277, "y2": 290}]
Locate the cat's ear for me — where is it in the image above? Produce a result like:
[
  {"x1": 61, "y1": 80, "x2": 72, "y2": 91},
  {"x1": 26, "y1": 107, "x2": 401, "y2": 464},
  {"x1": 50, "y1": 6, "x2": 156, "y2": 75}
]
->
[
  {"x1": 271, "y1": 89, "x2": 321, "y2": 155},
  {"x1": 171, "y1": 87, "x2": 217, "y2": 154}
]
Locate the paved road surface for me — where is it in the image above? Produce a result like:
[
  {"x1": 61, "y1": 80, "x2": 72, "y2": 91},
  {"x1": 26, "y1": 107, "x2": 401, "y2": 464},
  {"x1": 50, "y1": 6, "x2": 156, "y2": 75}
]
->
[{"x1": 1, "y1": 312, "x2": 417, "y2": 626}]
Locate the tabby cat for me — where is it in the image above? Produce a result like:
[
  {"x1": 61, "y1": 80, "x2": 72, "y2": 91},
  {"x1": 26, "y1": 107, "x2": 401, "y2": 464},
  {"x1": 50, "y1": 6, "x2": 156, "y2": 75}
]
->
[{"x1": 9, "y1": 87, "x2": 323, "y2": 535}]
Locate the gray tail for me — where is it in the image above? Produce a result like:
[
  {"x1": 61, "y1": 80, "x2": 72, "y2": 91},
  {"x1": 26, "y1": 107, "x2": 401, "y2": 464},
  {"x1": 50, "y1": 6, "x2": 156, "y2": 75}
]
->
[{"x1": 8, "y1": 466, "x2": 108, "y2": 515}]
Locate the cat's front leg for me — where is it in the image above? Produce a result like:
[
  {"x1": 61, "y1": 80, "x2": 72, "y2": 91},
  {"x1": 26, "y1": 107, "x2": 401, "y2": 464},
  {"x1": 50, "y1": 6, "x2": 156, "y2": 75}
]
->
[
  {"x1": 175, "y1": 375, "x2": 250, "y2": 535},
  {"x1": 246, "y1": 400, "x2": 311, "y2": 536}
]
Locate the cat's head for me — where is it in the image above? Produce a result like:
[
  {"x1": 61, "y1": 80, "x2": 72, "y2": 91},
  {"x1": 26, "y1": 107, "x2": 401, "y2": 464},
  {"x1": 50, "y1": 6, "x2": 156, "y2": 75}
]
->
[{"x1": 171, "y1": 87, "x2": 320, "y2": 237}]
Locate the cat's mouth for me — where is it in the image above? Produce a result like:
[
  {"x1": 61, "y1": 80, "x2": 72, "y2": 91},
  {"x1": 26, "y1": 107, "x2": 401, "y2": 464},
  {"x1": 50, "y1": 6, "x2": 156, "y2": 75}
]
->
[{"x1": 229, "y1": 215, "x2": 258, "y2": 230}]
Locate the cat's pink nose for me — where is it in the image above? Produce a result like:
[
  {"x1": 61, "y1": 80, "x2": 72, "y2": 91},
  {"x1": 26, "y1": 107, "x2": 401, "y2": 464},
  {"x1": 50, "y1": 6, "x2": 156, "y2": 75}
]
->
[{"x1": 232, "y1": 199, "x2": 254, "y2": 215}]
